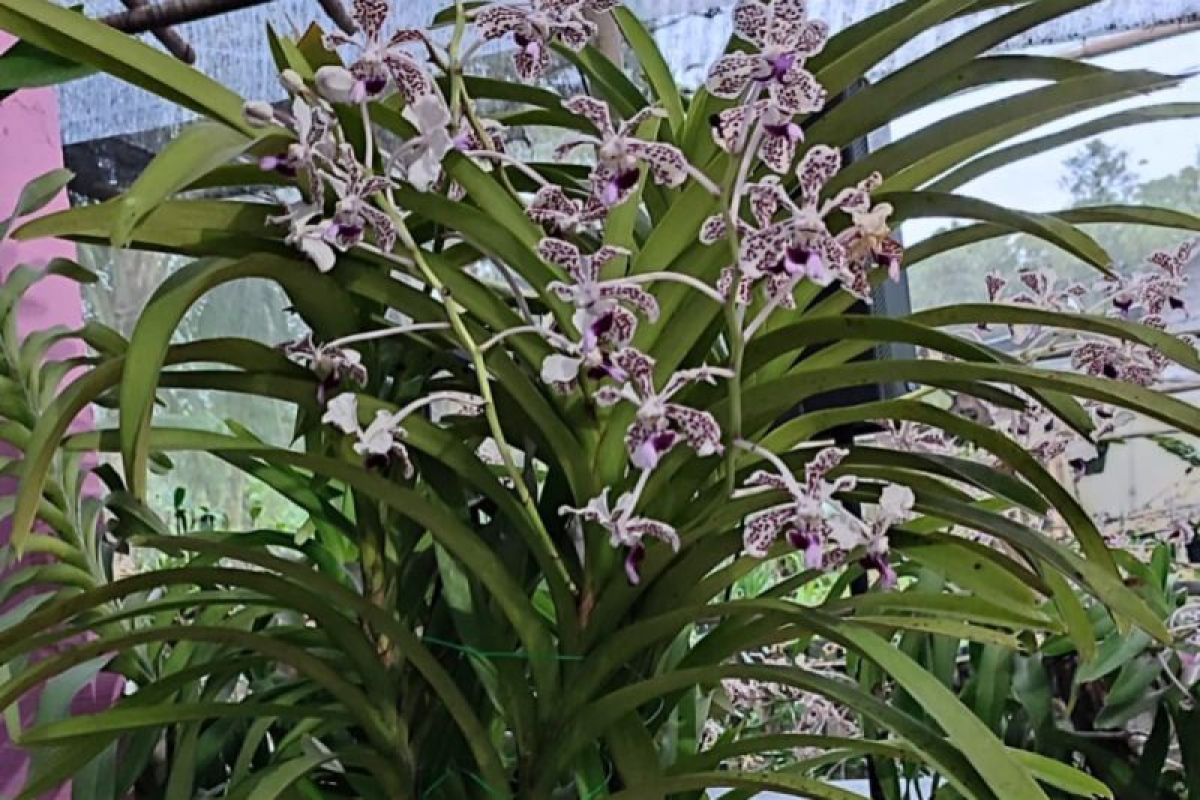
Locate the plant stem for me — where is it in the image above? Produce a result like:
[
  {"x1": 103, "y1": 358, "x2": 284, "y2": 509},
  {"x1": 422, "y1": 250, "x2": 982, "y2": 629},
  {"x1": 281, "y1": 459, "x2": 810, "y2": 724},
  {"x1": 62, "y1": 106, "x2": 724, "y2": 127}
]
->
[
  {"x1": 719, "y1": 120, "x2": 763, "y2": 495},
  {"x1": 382, "y1": 198, "x2": 576, "y2": 597},
  {"x1": 326, "y1": 322, "x2": 450, "y2": 350}
]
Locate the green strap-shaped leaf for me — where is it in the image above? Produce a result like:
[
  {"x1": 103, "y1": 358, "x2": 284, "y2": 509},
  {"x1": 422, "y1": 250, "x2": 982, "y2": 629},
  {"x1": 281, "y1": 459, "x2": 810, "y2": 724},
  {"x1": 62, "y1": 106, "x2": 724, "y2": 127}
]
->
[
  {"x1": 613, "y1": 7, "x2": 685, "y2": 139},
  {"x1": 1044, "y1": 568, "x2": 1097, "y2": 663},
  {"x1": 884, "y1": 190, "x2": 1113, "y2": 271},
  {"x1": 225, "y1": 752, "x2": 343, "y2": 800},
  {"x1": 836, "y1": 69, "x2": 1178, "y2": 193},
  {"x1": 806, "y1": 0, "x2": 1102, "y2": 150},
  {"x1": 556, "y1": 43, "x2": 646, "y2": 120},
  {"x1": 19, "y1": 703, "x2": 347, "y2": 746},
  {"x1": 828, "y1": 588, "x2": 1055, "y2": 631},
  {"x1": 930, "y1": 102, "x2": 1200, "y2": 192},
  {"x1": 907, "y1": 204, "x2": 1200, "y2": 265},
  {"x1": 910, "y1": 304, "x2": 1200, "y2": 372},
  {"x1": 809, "y1": 0, "x2": 980, "y2": 98},
  {"x1": 0, "y1": 0, "x2": 253, "y2": 134},
  {"x1": 1009, "y1": 749, "x2": 1114, "y2": 799},
  {"x1": 111, "y1": 121, "x2": 265, "y2": 248},
  {"x1": 739, "y1": 359, "x2": 1200, "y2": 441},
  {"x1": 0, "y1": 37, "x2": 93, "y2": 101},
  {"x1": 118, "y1": 255, "x2": 356, "y2": 500},
  {"x1": 0, "y1": 167, "x2": 71, "y2": 241},
  {"x1": 840, "y1": 625, "x2": 1049, "y2": 799}
]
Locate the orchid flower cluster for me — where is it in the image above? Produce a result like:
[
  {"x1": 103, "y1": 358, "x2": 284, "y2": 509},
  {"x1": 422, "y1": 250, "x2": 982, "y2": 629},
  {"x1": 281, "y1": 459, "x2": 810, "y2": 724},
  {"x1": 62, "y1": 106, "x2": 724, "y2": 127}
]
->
[
  {"x1": 705, "y1": 642, "x2": 862, "y2": 771},
  {"x1": 883, "y1": 240, "x2": 1197, "y2": 552},
  {"x1": 247, "y1": 0, "x2": 917, "y2": 587}
]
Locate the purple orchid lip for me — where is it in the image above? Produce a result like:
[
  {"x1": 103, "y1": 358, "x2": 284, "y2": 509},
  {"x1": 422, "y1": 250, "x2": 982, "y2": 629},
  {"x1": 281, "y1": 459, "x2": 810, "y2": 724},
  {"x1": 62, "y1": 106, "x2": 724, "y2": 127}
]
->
[
  {"x1": 316, "y1": 375, "x2": 340, "y2": 406},
  {"x1": 603, "y1": 168, "x2": 642, "y2": 205},
  {"x1": 591, "y1": 312, "x2": 616, "y2": 340},
  {"x1": 364, "y1": 75, "x2": 388, "y2": 96},
  {"x1": 651, "y1": 431, "x2": 678, "y2": 453},
  {"x1": 763, "y1": 121, "x2": 802, "y2": 142},
  {"x1": 633, "y1": 430, "x2": 678, "y2": 471},
  {"x1": 861, "y1": 553, "x2": 897, "y2": 589},
  {"x1": 786, "y1": 528, "x2": 824, "y2": 569},
  {"x1": 334, "y1": 223, "x2": 365, "y2": 246},
  {"x1": 782, "y1": 244, "x2": 819, "y2": 276},
  {"x1": 624, "y1": 543, "x2": 646, "y2": 585},
  {"x1": 763, "y1": 52, "x2": 796, "y2": 82},
  {"x1": 364, "y1": 453, "x2": 391, "y2": 472}
]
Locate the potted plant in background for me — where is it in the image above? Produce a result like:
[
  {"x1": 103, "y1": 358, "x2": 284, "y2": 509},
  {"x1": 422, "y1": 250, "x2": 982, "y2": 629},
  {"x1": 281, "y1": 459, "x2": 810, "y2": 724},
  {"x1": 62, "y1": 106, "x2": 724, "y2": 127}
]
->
[{"x1": 1, "y1": 0, "x2": 1200, "y2": 796}]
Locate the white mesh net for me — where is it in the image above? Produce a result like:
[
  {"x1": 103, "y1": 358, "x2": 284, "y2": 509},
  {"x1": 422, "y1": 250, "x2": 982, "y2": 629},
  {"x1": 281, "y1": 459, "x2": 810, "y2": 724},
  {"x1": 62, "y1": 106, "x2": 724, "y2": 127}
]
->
[{"x1": 59, "y1": 0, "x2": 1200, "y2": 143}]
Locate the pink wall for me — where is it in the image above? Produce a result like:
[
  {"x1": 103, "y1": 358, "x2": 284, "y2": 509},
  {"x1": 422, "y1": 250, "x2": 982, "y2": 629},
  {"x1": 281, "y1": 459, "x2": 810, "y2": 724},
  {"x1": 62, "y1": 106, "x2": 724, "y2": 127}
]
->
[{"x1": 1, "y1": 31, "x2": 121, "y2": 799}]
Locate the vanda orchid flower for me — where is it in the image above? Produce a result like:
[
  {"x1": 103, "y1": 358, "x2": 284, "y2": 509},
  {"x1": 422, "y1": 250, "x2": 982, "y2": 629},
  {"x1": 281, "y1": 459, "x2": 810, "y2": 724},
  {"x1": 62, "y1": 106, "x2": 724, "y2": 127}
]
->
[
  {"x1": 526, "y1": 184, "x2": 608, "y2": 235},
  {"x1": 739, "y1": 444, "x2": 858, "y2": 567},
  {"x1": 475, "y1": 0, "x2": 620, "y2": 80},
  {"x1": 706, "y1": 0, "x2": 829, "y2": 112},
  {"x1": 854, "y1": 484, "x2": 915, "y2": 590},
  {"x1": 555, "y1": 96, "x2": 717, "y2": 207},
  {"x1": 323, "y1": 391, "x2": 483, "y2": 478},
  {"x1": 1112, "y1": 239, "x2": 1197, "y2": 317},
  {"x1": 541, "y1": 239, "x2": 656, "y2": 348},
  {"x1": 985, "y1": 267, "x2": 1087, "y2": 314},
  {"x1": 281, "y1": 334, "x2": 369, "y2": 404},
  {"x1": 560, "y1": 485, "x2": 679, "y2": 585},
  {"x1": 323, "y1": 158, "x2": 399, "y2": 252},
  {"x1": 1072, "y1": 333, "x2": 1171, "y2": 387},
  {"x1": 596, "y1": 349, "x2": 731, "y2": 470},
  {"x1": 315, "y1": 0, "x2": 435, "y2": 104},
  {"x1": 711, "y1": 94, "x2": 824, "y2": 174},
  {"x1": 389, "y1": 93, "x2": 454, "y2": 192}
]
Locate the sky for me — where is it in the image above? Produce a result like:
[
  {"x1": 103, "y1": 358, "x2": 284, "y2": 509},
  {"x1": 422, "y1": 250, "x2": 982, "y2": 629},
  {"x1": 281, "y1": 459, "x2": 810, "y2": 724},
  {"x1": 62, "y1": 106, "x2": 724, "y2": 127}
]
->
[{"x1": 895, "y1": 30, "x2": 1200, "y2": 243}]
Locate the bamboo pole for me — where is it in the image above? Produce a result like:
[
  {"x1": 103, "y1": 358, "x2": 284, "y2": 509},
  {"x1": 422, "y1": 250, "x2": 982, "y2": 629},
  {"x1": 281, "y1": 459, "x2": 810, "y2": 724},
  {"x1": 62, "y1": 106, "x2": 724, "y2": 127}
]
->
[{"x1": 1052, "y1": 17, "x2": 1200, "y2": 60}]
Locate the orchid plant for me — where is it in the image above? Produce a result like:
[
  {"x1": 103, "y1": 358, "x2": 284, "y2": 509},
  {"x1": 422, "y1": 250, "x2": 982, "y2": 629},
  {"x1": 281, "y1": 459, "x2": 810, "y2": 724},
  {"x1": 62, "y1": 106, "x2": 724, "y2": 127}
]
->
[{"x1": 5, "y1": 0, "x2": 1200, "y2": 797}]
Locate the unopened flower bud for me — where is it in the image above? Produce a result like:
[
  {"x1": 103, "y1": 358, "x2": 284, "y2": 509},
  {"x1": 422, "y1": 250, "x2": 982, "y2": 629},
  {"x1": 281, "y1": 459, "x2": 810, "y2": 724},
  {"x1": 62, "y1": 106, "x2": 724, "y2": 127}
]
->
[
  {"x1": 243, "y1": 100, "x2": 276, "y2": 127},
  {"x1": 280, "y1": 69, "x2": 307, "y2": 95},
  {"x1": 314, "y1": 66, "x2": 358, "y2": 104}
]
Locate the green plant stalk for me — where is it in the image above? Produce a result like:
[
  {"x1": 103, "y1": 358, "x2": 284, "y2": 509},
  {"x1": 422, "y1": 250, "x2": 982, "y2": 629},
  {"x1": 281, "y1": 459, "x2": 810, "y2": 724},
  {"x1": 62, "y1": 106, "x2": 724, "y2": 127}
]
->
[
  {"x1": 720, "y1": 120, "x2": 764, "y2": 495},
  {"x1": 448, "y1": 0, "x2": 468, "y2": 118},
  {"x1": 384, "y1": 199, "x2": 576, "y2": 600}
]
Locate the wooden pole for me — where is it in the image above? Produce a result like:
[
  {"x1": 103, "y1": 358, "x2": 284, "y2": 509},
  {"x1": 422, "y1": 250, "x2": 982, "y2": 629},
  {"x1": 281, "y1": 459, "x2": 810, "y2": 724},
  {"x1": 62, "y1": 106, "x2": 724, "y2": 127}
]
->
[
  {"x1": 117, "y1": 0, "x2": 197, "y2": 62},
  {"x1": 317, "y1": 0, "x2": 357, "y2": 34},
  {"x1": 98, "y1": 0, "x2": 275, "y2": 35}
]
